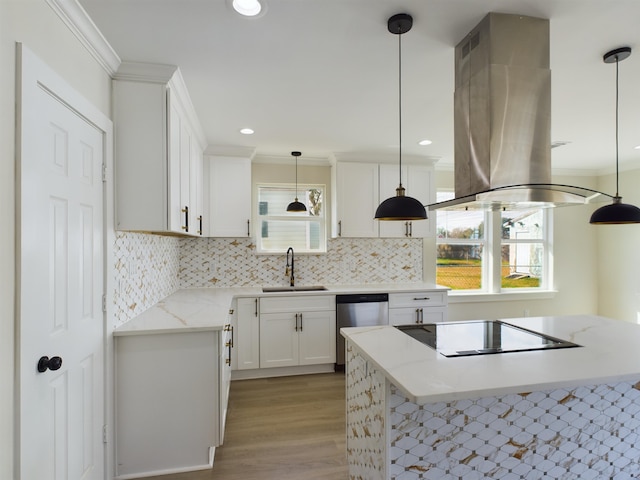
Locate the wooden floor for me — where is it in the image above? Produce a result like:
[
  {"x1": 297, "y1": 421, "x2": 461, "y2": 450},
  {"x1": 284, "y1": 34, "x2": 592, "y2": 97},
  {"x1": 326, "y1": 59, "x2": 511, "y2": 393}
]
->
[{"x1": 136, "y1": 372, "x2": 348, "y2": 480}]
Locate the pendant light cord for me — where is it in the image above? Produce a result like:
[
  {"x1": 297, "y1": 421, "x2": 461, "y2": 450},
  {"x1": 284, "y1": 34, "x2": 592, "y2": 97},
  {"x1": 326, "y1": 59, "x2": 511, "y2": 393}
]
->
[
  {"x1": 398, "y1": 25, "x2": 403, "y2": 188},
  {"x1": 615, "y1": 57, "x2": 620, "y2": 197}
]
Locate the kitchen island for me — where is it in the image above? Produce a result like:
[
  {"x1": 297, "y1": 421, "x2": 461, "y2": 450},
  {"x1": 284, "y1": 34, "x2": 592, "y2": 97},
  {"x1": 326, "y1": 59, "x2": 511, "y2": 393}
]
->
[{"x1": 341, "y1": 315, "x2": 640, "y2": 479}]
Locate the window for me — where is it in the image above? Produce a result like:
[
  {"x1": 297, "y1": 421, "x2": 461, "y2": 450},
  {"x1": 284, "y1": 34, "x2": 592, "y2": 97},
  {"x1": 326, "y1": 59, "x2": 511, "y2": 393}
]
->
[
  {"x1": 436, "y1": 191, "x2": 552, "y2": 292},
  {"x1": 256, "y1": 184, "x2": 326, "y2": 253}
]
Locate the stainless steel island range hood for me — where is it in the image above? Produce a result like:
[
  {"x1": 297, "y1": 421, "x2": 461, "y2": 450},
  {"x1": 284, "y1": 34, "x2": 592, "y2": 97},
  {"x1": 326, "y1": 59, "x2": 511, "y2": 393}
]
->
[{"x1": 429, "y1": 13, "x2": 609, "y2": 211}]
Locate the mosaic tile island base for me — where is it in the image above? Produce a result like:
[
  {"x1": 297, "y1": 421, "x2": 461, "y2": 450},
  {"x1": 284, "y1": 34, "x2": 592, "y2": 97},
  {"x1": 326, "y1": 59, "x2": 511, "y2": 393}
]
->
[{"x1": 342, "y1": 315, "x2": 640, "y2": 479}]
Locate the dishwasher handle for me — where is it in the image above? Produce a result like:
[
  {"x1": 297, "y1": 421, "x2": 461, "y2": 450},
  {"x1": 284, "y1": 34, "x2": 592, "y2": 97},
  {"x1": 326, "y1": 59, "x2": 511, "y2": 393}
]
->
[{"x1": 336, "y1": 293, "x2": 389, "y2": 304}]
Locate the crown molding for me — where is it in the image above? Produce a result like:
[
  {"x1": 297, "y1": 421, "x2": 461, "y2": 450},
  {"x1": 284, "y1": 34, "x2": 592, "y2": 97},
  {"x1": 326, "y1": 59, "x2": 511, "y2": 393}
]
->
[
  {"x1": 204, "y1": 145, "x2": 257, "y2": 158},
  {"x1": 46, "y1": 0, "x2": 121, "y2": 76},
  {"x1": 114, "y1": 61, "x2": 178, "y2": 83}
]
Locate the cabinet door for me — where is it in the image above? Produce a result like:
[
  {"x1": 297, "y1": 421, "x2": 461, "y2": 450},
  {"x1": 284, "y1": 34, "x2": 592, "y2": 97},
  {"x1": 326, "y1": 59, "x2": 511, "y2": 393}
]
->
[
  {"x1": 235, "y1": 297, "x2": 260, "y2": 370},
  {"x1": 298, "y1": 310, "x2": 336, "y2": 365},
  {"x1": 406, "y1": 165, "x2": 434, "y2": 237},
  {"x1": 260, "y1": 313, "x2": 298, "y2": 368},
  {"x1": 206, "y1": 156, "x2": 251, "y2": 237},
  {"x1": 334, "y1": 162, "x2": 379, "y2": 238},
  {"x1": 191, "y1": 139, "x2": 204, "y2": 235}
]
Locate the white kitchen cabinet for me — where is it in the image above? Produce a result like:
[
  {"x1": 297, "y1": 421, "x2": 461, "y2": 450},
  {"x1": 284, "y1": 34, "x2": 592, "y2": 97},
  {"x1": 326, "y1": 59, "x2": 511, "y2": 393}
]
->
[
  {"x1": 378, "y1": 164, "x2": 435, "y2": 238},
  {"x1": 259, "y1": 295, "x2": 336, "y2": 368},
  {"x1": 332, "y1": 160, "x2": 435, "y2": 238},
  {"x1": 332, "y1": 162, "x2": 379, "y2": 238},
  {"x1": 232, "y1": 297, "x2": 260, "y2": 370},
  {"x1": 204, "y1": 155, "x2": 251, "y2": 237},
  {"x1": 115, "y1": 325, "x2": 231, "y2": 478},
  {"x1": 388, "y1": 290, "x2": 448, "y2": 325},
  {"x1": 113, "y1": 63, "x2": 206, "y2": 236}
]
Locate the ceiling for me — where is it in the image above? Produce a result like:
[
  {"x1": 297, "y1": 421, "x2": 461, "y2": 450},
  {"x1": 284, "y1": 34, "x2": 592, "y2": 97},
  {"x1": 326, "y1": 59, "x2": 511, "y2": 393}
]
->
[{"x1": 79, "y1": 0, "x2": 640, "y2": 173}]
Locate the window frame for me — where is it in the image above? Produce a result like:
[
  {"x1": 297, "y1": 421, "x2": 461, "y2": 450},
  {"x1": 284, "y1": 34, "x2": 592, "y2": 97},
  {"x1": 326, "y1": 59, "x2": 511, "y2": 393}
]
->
[
  {"x1": 435, "y1": 190, "x2": 553, "y2": 295},
  {"x1": 254, "y1": 182, "x2": 327, "y2": 254}
]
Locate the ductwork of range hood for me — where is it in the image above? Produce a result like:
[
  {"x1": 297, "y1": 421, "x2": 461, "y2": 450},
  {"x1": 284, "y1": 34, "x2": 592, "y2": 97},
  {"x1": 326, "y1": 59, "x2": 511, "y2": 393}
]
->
[{"x1": 429, "y1": 12, "x2": 610, "y2": 211}]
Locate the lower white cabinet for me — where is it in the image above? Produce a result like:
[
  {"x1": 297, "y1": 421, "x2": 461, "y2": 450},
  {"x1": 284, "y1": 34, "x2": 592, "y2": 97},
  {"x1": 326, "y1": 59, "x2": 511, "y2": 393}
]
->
[
  {"x1": 259, "y1": 295, "x2": 336, "y2": 368},
  {"x1": 232, "y1": 297, "x2": 260, "y2": 370},
  {"x1": 389, "y1": 291, "x2": 448, "y2": 325},
  {"x1": 115, "y1": 327, "x2": 231, "y2": 478}
]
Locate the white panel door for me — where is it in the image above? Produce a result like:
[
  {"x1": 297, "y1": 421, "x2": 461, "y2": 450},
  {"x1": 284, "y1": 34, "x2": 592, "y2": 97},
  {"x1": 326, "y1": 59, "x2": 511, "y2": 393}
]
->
[
  {"x1": 259, "y1": 313, "x2": 298, "y2": 368},
  {"x1": 17, "y1": 46, "x2": 105, "y2": 480},
  {"x1": 297, "y1": 311, "x2": 336, "y2": 365}
]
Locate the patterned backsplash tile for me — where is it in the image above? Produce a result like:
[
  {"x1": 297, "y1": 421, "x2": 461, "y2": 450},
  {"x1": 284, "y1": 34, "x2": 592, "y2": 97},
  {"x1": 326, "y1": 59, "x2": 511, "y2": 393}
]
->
[
  {"x1": 113, "y1": 233, "x2": 423, "y2": 325},
  {"x1": 179, "y1": 237, "x2": 423, "y2": 288},
  {"x1": 113, "y1": 232, "x2": 181, "y2": 327}
]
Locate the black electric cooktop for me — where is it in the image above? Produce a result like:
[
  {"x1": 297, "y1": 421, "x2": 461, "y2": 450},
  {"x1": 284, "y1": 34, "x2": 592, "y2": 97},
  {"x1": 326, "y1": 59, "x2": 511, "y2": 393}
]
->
[{"x1": 396, "y1": 320, "x2": 581, "y2": 357}]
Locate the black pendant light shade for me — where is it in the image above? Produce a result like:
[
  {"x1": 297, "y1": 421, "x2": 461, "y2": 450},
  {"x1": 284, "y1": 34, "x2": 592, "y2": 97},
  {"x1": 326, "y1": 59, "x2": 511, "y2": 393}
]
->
[
  {"x1": 375, "y1": 186, "x2": 429, "y2": 220},
  {"x1": 375, "y1": 13, "x2": 427, "y2": 221},
  {"x1": 286, "y1": 151, "x2": 307, "y2": 213},
  {"x1": 590, "y1": 47, "x2": 640, "y2": 225},
  {"x1": 590, "y1": 196, "x2": 640, "y2": 224}
]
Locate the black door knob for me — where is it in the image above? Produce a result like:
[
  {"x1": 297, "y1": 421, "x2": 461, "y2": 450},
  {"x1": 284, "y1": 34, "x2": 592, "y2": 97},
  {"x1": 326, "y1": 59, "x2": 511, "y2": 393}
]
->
[{"x1": 37, "y1": 356, "x2": 63, "y2": 373}]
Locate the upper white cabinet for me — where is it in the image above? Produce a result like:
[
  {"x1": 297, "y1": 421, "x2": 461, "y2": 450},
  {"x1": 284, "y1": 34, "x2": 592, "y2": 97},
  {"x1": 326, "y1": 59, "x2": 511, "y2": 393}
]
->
[
  {"x1": 332, "y1": 160, "x2": 436, "y2": 238},
  {"x1": 378, "y1": 164, "x2": 435, "y2": 238},
  {"x1": 205, "y1": 155, "x2": 252, "y2": 237},
  {"x1": 113, "y1": 63, "x2": 206, "y2": 236},
  {"x1": 332, "y1": 162, "x2": 380, "y2": 238}
]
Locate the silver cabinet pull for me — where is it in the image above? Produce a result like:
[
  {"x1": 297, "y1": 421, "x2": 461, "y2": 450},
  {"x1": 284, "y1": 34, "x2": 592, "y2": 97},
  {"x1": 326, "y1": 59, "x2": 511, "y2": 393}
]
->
[{"x1": 413, "y1": 297, "x2": 430, "y2": 301}]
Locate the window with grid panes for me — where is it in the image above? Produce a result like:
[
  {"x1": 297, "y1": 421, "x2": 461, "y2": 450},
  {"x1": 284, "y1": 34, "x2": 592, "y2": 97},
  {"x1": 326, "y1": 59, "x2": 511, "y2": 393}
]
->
[
  {"x1": 436, "y1": 191, "x2": 551, "y2": 292},
  {"x1": 256, "y1": 184, "x2": 326, "y2": 253}
]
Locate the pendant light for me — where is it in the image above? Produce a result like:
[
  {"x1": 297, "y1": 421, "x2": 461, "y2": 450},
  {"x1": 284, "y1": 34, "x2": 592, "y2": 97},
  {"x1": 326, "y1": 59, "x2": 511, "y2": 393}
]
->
[
  {"x1": 375, "y1": 13, "x2": 427, "y2": 221},
  {"x1": 286, "y1": 151, "x2": 307, "y2": 212},
  {"x1": 590, "y1": 47, "x2": 640, "y2": 224}
]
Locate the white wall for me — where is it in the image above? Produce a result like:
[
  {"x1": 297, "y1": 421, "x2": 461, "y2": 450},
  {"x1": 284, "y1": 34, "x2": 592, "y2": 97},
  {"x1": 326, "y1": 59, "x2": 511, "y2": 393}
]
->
[
  {"x1": 0, "y1": 1, "x2": 112, "y2": 477},
  {"x1": 594, "y1": 168, "x2": 640, "y2": 323}
]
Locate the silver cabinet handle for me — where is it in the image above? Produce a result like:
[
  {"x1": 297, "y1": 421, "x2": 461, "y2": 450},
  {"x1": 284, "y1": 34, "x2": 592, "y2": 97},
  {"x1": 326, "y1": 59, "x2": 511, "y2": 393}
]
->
[{"x1": 413, "y1": 297, "x2": 430, "y2": 301}]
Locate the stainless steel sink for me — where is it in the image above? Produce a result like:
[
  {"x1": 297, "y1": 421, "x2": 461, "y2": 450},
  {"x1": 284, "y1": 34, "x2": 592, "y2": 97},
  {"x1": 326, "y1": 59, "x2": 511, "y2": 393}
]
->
[{"x1": 262, "y1": 285, "x2": 328, "y2": 293}]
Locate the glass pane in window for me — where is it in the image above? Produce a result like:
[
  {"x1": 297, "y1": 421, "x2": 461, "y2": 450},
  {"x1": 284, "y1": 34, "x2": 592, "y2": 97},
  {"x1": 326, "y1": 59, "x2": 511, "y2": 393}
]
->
[
  {"x1": 501, "y1": 243, "x2": 543, "y2": 288},
  {"x1": 501, "y1": 209, "x2": 543, "y2": 240},
  {"x1": 437, "y1": 243, "x2": 484, "y2": 290},
  {"x1": 259, "y1": 219, "x2": 323, "y2": 252},
  {"x1": 436, "y1": 193, "x2": 485, "y2": 240},
  {"x1": 258, "y1": 186, "x2": 323, "y2": 216}
]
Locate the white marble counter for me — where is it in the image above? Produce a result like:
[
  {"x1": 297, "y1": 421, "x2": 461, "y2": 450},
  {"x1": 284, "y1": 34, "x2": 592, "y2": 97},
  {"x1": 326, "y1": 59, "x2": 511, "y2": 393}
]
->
[
  {"x1": 341, "y1": 314, "x2": 640, "y2": 404},
  {"x1": 113, "y1": 288, "x2": 257, "y2": 336},
  {"x1": 114, "y1": 283, "x2": 447, "y2": 336}
]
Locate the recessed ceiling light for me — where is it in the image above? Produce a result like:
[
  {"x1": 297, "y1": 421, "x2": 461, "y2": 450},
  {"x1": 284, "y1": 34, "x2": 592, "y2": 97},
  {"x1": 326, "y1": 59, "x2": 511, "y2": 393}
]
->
[
  {"x1": 634, "y1": 145, "x2": 640, "y2": 150},
  {"x1": 232, "y1": 0, "x2": 262, "y2": 16},
  {"x1": 418, "y1": 139, "x2": 432, "y2": 146},
  {"x1": 240, "y1": 128, "x2": 254, "y2": 135}
]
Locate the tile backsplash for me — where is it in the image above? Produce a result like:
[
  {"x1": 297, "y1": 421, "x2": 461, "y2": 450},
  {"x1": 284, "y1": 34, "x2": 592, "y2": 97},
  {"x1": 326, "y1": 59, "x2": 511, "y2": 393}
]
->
[
  {"x1": 179, "y1": 237, "x2": 423, "y2": 288},
  {"x1": 113, "y1": 233, "x2": 423, "y2": 325},
  {"x1": 113, "y1": 232, "x2": 181, "y2": 327}
]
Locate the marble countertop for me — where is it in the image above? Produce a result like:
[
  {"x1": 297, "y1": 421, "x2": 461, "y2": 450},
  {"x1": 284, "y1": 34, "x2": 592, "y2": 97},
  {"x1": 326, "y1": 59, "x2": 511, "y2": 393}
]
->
[
  {"x1": 341, "y1": 315, "x2": 640, "y2": 404},
  {"x1": 114, "y1": 283, "x2": 447, "y2": 336}
]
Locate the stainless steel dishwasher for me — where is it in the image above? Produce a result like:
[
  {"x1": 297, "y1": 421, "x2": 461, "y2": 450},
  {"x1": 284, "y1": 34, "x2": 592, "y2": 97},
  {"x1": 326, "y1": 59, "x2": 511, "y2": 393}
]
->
[{"x1": 336, "y1": 293, "x2": 389, "y2": 367}]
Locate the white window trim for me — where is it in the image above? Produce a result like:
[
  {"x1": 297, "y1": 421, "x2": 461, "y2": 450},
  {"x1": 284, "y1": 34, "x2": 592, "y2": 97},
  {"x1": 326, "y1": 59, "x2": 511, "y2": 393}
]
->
[
  {"x1": 254, "y1": 182, "x2": 327, "y2": 255},
  {"x1": 436, "y1": 202, "x2": 554, "y2": 295}
]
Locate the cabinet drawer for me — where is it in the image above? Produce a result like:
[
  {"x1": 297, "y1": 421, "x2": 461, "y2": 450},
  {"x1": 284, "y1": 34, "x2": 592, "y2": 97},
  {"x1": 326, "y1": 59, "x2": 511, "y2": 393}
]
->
[
  {"x1": 389, "y1": 291, "x2": 447, "y2": 308},
  {"x1": 260, "y1": 294, "x2": 335, "y2": 313},
  {"x1": 389, "y1": 306, "x2": 448, "y2": 325}
]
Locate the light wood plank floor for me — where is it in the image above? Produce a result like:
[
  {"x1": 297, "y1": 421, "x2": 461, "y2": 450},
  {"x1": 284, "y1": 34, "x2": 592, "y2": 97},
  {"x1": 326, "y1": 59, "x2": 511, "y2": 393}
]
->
[{"x1": 136, "y1": 372, "x2": 348, "y2": 480}]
